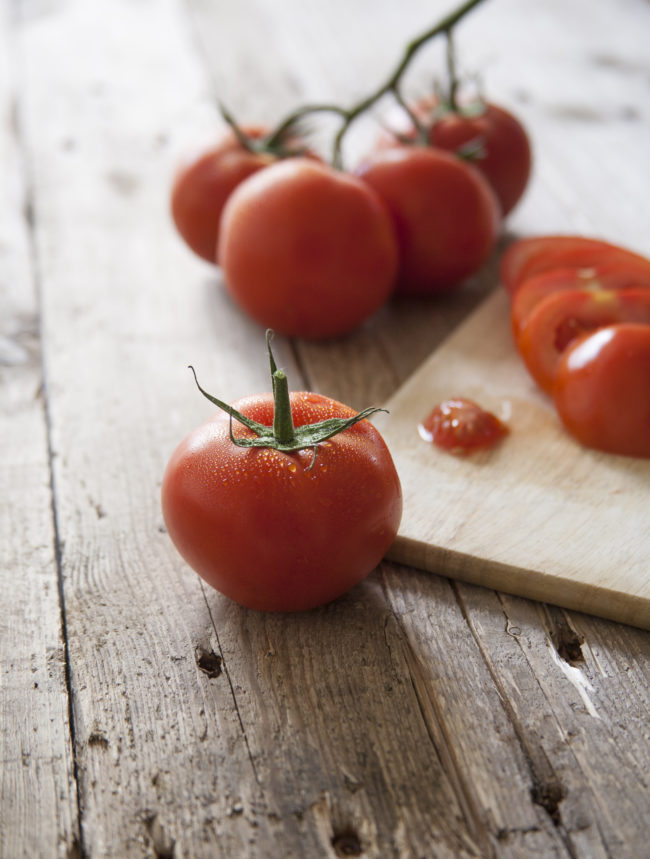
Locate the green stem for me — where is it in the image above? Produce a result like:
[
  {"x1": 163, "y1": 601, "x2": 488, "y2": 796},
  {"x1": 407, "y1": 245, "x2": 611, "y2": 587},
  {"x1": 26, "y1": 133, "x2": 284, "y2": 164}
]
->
[
  {"x1": 445, "y1": 30, "x2": 460, "y2": 111},
  {"x1": 265, "y1": 103, "x2": 347, "y2": 150},
  {"x1": 329, "y1": 0, "x2": 487, "y2": 165},
  {"x1": 272, "y1": 370, "x2": 296, "y2": 445}
]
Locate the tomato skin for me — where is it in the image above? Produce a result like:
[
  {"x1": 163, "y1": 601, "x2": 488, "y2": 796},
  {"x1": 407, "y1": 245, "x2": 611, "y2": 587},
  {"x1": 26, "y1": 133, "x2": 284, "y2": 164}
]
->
[
  {"x1": 554, "y1": 324, "x2": 650, "y2": 458},
  {"x1": 516, "y1": 288, "x2": 650, "y2": 394},
  {"x1": 511, "y1": 264, "x2": 650, "y2": 340},
  {"x1": 218, "y1": 158, "x2": 398, "y2": 338},
  {"x1": 378, "y1": 100, "x2": 531, "y2": 216},
  {"x1": 355, "y1": 146, "x2": 500, "y2": 296},
  {"x1": 161, "y1": 392, "x2": 403, "y2": 611},
  {"x1": 425, "y1": 101, "x2": 531, "y2": 216},
  {"x1": 419, "y1": 397, "x2": 508, "y2": 453},
  {"x1": 171, "y1": 128, "x2": 275, "y2": 263},
  {"x1": 500, "y1": 235, "x2": 650, "y2": 295}
]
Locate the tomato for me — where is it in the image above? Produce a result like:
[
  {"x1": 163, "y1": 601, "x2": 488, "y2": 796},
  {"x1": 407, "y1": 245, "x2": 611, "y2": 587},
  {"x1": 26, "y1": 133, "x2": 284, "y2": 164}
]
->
[
  {"x1": 554, "y1": 324, "x2": 650, "y2": 458},
  {"x1": 419, "y1": 397, "x2": 508, "y2": 453},
  {"x1": 510, "y1": 264, "x2": 650, "y2": 340},
  {"x1": 218, "y1": 158, "x2": 398, "y2": 338},
  {"x1": 355, "y1": 146, "x2": 500, "y2": 296},
  {"x1": 171, "y1": 127, "x2": 276, "y2": 263},
  {"x1": 419, "y1": 99, "x2": 531, "y2": 216},
  {"x1": 516, "y1": 288, "x2": 650, "y2": 394},
  {"x1": 500, "y1": 235, "x2": 650, "y2": 295},
  {"x1": 161, "y1": 340, "x2": 403, "y2": 611}
]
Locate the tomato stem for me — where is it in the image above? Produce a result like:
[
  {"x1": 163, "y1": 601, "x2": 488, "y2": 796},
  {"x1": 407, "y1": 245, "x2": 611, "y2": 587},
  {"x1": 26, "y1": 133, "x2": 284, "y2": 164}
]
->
[
  {"x1": 263, "y1": 0, "x2": 486, "y2": 167},
  {"x1": 445, "y1": 30, "x2": 460, "y2": 112},
  {"x1": 188, "y1": 331, "x2": 387, "y2": 456},
  {"x1": 272, "y1": 370, "x2": 296, "y2": 445}
]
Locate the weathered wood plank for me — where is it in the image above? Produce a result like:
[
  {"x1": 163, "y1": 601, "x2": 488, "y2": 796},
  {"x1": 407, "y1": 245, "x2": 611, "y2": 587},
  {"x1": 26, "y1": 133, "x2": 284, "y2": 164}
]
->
[
  {"x1": 0, "y1": 5, "x2": 79, "y2": 857},
  {"x1": 9, "y1": 0, "x2": 650, "y2": 856},
  {"x1": 13, "y1": 0, "x2": 293, "y2": 854}
]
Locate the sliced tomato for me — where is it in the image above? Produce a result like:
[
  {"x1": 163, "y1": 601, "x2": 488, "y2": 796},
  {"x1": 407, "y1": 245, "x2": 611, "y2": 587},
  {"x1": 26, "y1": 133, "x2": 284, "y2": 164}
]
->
[
  {"x1": 511, "y1": 264, "x2": 650, "y2": 340},
  {"x1": 516, "y1": 288, "x2": 650, "y2": 394},
  {"x1": 500, "y1": 236, "x2": 650, "y2": 295},
  {"x1": 554, "y1": 324, "x2": 650, "y2": 458},
  {"x1": 419, "y1": 397, "x2": 508, "y2": 454}
]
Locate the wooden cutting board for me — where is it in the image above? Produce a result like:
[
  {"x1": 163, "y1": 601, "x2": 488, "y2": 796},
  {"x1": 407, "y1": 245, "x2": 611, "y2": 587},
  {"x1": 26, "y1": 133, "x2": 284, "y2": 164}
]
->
[{"x1": 373, "y1": 288, "x2": 650, "y2": 630}]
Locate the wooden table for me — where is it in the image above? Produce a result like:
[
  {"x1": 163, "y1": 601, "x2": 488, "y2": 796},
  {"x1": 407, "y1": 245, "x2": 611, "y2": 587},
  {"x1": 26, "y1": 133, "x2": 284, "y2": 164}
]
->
[{"x1": 3, "y1": 0, "x2": 649, "y2": 856}]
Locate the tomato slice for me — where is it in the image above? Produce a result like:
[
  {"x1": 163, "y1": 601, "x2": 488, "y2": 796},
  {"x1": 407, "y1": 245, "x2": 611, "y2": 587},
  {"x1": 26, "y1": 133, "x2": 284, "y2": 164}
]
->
[
  {"x1": 510, "y1": 264, "x2": 650, "y2": 339},
  {"x1": 554, "y1": 324, "x2": 650, "y2": 458},
  {"x1": 516, "y1": 288, "x2": 650, "y2": 394},
  {"x1": 500, "y1": 236, "x2": 650, "y2": 295},
  {"x1": 419, "y1": 397, "x2": 509, "y2": 454}
]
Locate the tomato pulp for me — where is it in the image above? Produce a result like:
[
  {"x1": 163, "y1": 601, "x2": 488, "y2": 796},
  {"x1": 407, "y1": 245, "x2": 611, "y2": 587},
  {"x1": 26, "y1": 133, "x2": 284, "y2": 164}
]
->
[{"x1": 419, "y1": 397, "x2": 509, "y2": 454}]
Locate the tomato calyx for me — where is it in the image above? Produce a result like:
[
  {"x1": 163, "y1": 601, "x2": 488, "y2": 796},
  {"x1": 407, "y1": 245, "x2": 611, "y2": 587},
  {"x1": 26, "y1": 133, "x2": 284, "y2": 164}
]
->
[
  {"x1": 190, "y1": 331, "x2": 385, "y2": 463},
  {"x1": 219, "y1": 104, "x2": 310, "y2": 160}
]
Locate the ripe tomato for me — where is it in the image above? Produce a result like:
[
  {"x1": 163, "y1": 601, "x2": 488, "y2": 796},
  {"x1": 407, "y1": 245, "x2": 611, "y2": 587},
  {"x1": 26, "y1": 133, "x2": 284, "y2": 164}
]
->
[
  {"x1": 355, "y1": 146, "x2": 500, "y2": 296},
  {"x1": 554, "y1": 324, "x2": 650, "y2": 458},
  {"x1": 161, "y1": 349, "x2": 403, "y2": 611},
  {"x1": 422, "y1": 100, "x2": 531, "y2": 216},
  {"x1": 419, "y1": 397, "x2": 508, "y2": 454},
  {"x1": 516, "y1": 287, "x2": 650, "y2": 394},
  {"x1": 218, "y1": 158, "x2": 398, "y2": 338},
  {"x1": 510, "y1": 264, "x2": 650, "y2": 340},
  {"x1": 500, "y1": 235, "x2": 650, "y2": 295},
  {"x1": 378, "y1": 99, "x2": 531, "y2": 216},
  {"x1": 171, "y1": 127, "x2": 275, "y2": 263}
]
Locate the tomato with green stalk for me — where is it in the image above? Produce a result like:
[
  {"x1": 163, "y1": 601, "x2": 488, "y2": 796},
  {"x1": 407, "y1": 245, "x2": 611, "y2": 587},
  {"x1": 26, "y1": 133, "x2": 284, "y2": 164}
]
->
[{"x1": 161, "y1": 333, "x2": 403, "y2": 611}]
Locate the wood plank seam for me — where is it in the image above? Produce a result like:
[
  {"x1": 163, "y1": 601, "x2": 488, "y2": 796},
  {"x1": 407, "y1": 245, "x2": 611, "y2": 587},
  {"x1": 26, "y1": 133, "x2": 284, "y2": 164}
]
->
[{"x1": 6, "y1": 10, "x2": 84, "y2": 852}]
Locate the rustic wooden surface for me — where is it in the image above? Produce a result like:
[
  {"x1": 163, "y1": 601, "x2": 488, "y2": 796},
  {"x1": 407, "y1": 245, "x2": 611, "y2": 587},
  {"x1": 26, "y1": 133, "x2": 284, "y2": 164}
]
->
[{"x1": 2, "y1": 0, "x2": 649, "y2": 857}]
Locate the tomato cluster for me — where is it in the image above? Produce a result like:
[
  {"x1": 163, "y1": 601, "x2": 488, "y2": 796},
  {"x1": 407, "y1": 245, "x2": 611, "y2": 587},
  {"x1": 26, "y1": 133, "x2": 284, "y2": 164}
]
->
[
  {"x1": 502, "y1": 236, "x2": 650, "y2": 457},
  {"x1": 171, "y1": 93, "x2": 530, "y2": 337}
]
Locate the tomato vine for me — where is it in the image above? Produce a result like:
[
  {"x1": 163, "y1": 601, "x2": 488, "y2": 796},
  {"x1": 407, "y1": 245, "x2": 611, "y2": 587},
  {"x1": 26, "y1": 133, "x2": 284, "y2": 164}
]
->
[{"x1": 224, "y1": 0, "x2": 488, "y2": 167}]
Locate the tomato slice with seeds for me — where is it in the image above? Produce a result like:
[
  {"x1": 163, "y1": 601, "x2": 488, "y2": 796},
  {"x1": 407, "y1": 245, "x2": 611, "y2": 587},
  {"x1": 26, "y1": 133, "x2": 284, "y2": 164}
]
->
[
  {"x1": 516, "y1": 287, "x2": 650, "y2": 394},
  {"x1": 510, "y1": 264, "x2": 650, "y2": 339},
  {"x1": 500, "y1": 236, "x2": 650, "y2": 295},
  {"x1": 419, "y1": 397, "x2": 509, "y2": 454}
]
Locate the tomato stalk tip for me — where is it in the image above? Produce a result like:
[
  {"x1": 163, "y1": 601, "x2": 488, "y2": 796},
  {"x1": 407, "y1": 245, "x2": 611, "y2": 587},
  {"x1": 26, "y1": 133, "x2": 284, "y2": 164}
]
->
[{"x1": 188, "y1": 331, "x2": 387, "y2": 457}]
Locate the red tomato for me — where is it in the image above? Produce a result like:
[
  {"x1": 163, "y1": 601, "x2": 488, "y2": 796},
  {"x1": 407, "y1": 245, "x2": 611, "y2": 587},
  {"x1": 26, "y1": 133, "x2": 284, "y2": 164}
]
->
[
  {"x1": 516, "y1": 288, "x2": 650, "y2": 394},
  {"x1": 218, "y1": 158, "x2": 398, "y2": 338},
  {"x1": 511, "y1": 264, "x2": 650, "y2": 340},
  {"x1": 162, "y1": 389, "x2": 403, "y2": 612},
  {"x1": 355, "y1": 146, "x2": 500, "y2": 296},
  {"x1": 500, "y1": 235, "x2": 650, "y2": 295},
  {"x1": 554, "y1": 324, "x2": 650, "y2": 458},
  {"x1": 419, "y1": 100, "x2": 531, "y2": 216},
  {"x1": 419, "y1": 397, "x2": 508, "y2": 453},
  {"x1": 171, "y1": 127, "x2": 275, "y2": 263}
]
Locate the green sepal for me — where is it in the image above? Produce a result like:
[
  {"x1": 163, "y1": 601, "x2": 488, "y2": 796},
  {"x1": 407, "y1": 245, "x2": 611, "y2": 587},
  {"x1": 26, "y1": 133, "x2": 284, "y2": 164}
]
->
[{"x1": 188, "y1": 331, "x2": 386, "y2": 459}]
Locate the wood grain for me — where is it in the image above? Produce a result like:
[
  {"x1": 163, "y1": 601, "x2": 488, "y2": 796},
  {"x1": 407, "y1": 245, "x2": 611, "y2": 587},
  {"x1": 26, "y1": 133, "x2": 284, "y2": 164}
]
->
[
  {"x1": 0, "y1": 5, "x2": 79, "y2": 856},
  {"x1": 4, "y1": 0, "x2": 650, "y2": 856}
]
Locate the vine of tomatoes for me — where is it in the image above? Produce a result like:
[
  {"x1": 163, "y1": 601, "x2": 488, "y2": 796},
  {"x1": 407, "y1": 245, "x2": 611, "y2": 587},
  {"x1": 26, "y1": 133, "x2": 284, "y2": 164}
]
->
[
  {"x1": 171, "y1": 0, "x2": 530, "y2": 338},
  {"x1": 501, "y1": 235, "x2": 650, "y2": 458}
]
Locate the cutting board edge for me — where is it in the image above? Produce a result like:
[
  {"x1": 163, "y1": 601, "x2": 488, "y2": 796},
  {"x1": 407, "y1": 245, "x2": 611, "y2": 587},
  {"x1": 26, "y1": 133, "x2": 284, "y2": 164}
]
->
[{"x1": 386, "y1": 536, "x2": 650, "y2": 632}]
